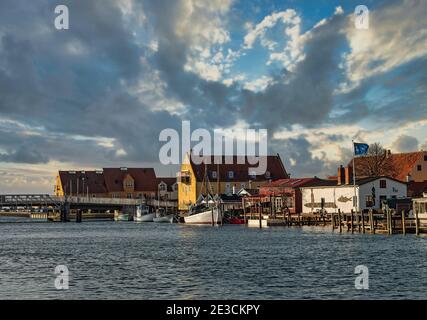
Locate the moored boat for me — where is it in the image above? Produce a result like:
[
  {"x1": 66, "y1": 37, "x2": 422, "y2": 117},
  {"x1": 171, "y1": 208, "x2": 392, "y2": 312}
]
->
[
  {"x1": 134, "y1": 204, "x2": 154, "y2": 222},
  {"x1": 184, "y1": 206, "x2": 221, "y2": 224},
  {"x1": 153, "y1": 208, "x2": 174, "y2": 223}
]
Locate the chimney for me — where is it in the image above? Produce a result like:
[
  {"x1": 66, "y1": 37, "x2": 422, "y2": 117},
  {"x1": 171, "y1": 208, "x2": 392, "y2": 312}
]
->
[
  {"x1": 406, "y1": 174, "x2": 412, "y2": 183},
  {"x1": 337, "y1": 165, "x2": 345, "y2": 185},
  {"x1": 345, "y1": 166, "x2": 353, "y2": 185}
]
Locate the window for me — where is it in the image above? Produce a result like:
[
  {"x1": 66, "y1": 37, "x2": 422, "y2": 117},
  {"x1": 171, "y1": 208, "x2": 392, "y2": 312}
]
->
[
  {"x1": 425, "y1": 155, "x2": 427, "y2": 161},
  {"x1": 127, "y1": 193, "x2": 132, "y2": 199},
  {"x1": 228, "y1": 171, "x2": 234, "y2": 179},
  {"x1": 380, "y1": 180, "x2": 387, "y2": 189},
  {"x1": 249, "y1": 170, "x2": 256, "y2": 179},
  {"x1": 418, "y1": 165, "x2": 422, "y2": 171},
  {"x1": 365, "y1": 195, "x2": 374, "y2": 208},
  {"x1": 158, "y1": 183, "x2": 167, "y2": 192},
  {"x1": 211, "y1": 171, "x2": 217, "y2": 179}
]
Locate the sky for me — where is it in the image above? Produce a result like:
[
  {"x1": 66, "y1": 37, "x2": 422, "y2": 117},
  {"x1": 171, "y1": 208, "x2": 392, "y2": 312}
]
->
[{"x1": 0, "y1": 0, "x2": 427, "y2": 193}]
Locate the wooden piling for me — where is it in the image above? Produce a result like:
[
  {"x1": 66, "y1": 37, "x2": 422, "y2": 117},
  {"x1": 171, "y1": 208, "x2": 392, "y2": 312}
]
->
[
  {"x1": 369, "y1": 209, "x2": 374, "y2": 234},
  {"x1": 401, "y1": 210, "x2": 406, "y2": 235},
  {"x1": 331, "y1": 211, "x2": 335, "y2": 231},
  {"x1": 259, "y1": 205, "x2": 262, "y2": 229},
  {"x1": 338, "y1": 209, "x2": 342, "y2": 233},
  {"x1": 361, "y1": 210, "x2": 365, "y2": 233},
  {"x1": 415, "y1": 206, "x2": 420, "y2": 236},
  {"x1": 351, "y1": 210, "x2": 354, "y2": 233}
]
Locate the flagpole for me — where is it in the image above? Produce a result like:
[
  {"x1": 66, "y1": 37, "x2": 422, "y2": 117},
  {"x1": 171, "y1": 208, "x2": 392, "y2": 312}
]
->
[{"x1": 352, "y1": 140, "x2": 357, "y2": 213}]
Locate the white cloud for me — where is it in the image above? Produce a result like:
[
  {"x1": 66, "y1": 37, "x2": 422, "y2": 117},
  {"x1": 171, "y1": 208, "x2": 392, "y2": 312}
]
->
[
  {"x1": 340, "y1": 0, "x2": 427, "y2": 91},
  {"x1": 243, "y1": 75, "x2": 273, "y2": 92},
  {"x1": 175, "y1": 0, "x2": 233, "y2": 81}
]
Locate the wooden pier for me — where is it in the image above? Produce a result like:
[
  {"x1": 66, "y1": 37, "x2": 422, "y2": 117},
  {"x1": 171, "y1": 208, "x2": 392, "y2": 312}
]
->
[{"x1": 242, "y1": 195, "x2": 427, "y2": 235}]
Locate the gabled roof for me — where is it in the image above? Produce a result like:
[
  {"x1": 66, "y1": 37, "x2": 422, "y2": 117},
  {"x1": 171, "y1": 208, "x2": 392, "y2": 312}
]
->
[
  {"x1": 103, "y1": 168, "x2": 157, "y2": 192},
  {"x1": 157, "y1": 177, "x2": 177, "y2": 191},
  {"x1": 59, "y1": 170, "x2": 107, "y2": 194},
  {"x1": 261, "y1": 177, "x2": 321, "y2": 189},
  {"x1": 301, "y1": 176, "x2": 407, "y2": 188},
  {"x1": 188, "y1": 154, "x2": 288, "y2": 182},
  {"x1": 59, "y1": 168, "x2": 160, "y2": 194},
  {"x1": 350, "y1": 151, "x2": 425, "y2": 182}
]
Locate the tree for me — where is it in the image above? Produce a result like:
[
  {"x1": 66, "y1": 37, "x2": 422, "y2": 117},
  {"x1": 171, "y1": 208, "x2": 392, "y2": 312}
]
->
[{"x1": 355, "y1": 142, "x2": 397, "y2": 177}]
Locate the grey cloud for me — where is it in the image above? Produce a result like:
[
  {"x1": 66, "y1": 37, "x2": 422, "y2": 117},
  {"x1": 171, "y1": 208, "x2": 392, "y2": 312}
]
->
[{"x1": 392, "y1": 135, "x2": 419, "y2": 153}]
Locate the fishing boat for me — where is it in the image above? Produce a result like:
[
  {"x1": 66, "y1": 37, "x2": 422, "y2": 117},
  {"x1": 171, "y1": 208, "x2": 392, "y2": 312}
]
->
[
  {"x1": 153, "y1": 208, "x2": 174, "y2": 223},
  {"x1": 184, "y1": 203, "x2": 222, "y2": 224},
  {"x1": 134, "y1": 204, "x2": 155, "y2": 222},
  {"x1": 114, "y1": 212, "x2": 130, "y2": 221},
  {"x1": 183, "y1": 163, "x2": 223, "y2": 225}
]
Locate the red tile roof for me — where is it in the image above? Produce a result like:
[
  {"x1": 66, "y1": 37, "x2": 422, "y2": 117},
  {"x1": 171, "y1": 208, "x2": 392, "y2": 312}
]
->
[
  {"x1": 59, "y1": 168, "x2": 160, "y2": 194},
  {"x1": 59, "y1": 170, "x2": 107, "y2": 194},
  {"x1": 262, "y1": 177, "x2": 321, "y2": 188},
  {"x1": 350, "y1": 151, "x2": 425, "y2": 182},
  {"x1": 189, "y1": 154, "x2": 288, "y2": 182},
  {"x1": 103, "y1": 168, "x2": 157, "y2": 192}
]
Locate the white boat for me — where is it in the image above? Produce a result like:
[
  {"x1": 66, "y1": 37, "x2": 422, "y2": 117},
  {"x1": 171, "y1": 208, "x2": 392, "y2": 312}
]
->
[
  {"x1": 114, "y1": 213, "x2": 130, "y2": 221},
  {"x1": 153, "y1": 208, "x2": 174, "y2": 223},
  {"x1": 134, "y1": 205, "x2": 154, "y2": 222},
  {"x1": 184, "y1": 205, "x2": 222, "y2": 225}
]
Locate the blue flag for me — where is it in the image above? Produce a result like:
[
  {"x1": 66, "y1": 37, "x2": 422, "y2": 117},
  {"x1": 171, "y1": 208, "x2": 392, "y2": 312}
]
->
[{"x1": 354, "y1": 142, "x2": 369, "y2": 156}]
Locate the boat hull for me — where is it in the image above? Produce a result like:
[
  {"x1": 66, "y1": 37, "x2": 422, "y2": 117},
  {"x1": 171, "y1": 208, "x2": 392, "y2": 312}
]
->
[
  {"x1": 184, "y1": 208, "x2": 222, "y2": 225},
  {"x1": 153, "y1": 214, "x2": 174, "y2": 223},
  {"x1": 134, "y1": 213, "x2": 155, "y2": 222},
  {"x1": 114, "y1": 214, "x2": 130, "y2": 222}
]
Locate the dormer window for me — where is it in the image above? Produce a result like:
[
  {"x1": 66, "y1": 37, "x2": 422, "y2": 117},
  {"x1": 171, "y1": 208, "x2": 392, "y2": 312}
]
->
[
  {"x1": 159, "y1": 183, "x2": 167, "y2": 192},
  {"x1": 228, "y1": 171, "x2": 234, "y2": 179},
  {"x1": 125, "y1": 181, "x2": 134, "y2": 188},
  {"x1": 212, "y1": 171, "x2": 217, "y2": 179}
]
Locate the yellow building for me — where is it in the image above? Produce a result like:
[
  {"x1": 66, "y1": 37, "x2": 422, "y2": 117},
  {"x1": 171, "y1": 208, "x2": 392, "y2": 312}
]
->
[{"x1": 177, "y1": 153, "x2": 288, "y2": 211}]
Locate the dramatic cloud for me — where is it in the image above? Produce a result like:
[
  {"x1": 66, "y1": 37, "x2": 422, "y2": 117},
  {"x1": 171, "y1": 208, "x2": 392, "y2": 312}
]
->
[
  {"x1": 392, "y1": 135, "x2": 419, "y2": 153},
  {"x1": 0, "y1": 0, "x2": 426, "y2": 192}
]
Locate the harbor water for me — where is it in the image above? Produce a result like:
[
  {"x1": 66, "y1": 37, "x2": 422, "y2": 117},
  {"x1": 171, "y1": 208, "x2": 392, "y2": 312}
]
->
[{"x1": 0, "y1": 220, "x2": 426, "y2": 299}]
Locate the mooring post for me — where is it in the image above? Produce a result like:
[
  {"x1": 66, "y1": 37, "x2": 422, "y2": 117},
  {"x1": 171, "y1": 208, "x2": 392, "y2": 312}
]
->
[
  {"x1": 242, "y1": 198, "x2": 247, "y2": 226},
  {"x1": 351, "y1": 210, "x2": 354, "y2": 233},
  {"x1": 259, "y1": 204, "x2": 262, "y2": 229},
  {"x1": 401, "y1": 210, "x2": 406, "y2": 235},
  {"x1": 415, "y1": 206, "x2": 420, "y2": 236},
  {"x1": 361, "y1": 210, "x2": 365, "y2": 233},
  {"x1": 338, "y1": 209, "x2": 342, "y2": 233},
  {"x1": 331, "y1": 211, "x2": 335, "y2": 231},
  {"x1": 369, "y1": 209, "x2": 373, "y2": 234}
]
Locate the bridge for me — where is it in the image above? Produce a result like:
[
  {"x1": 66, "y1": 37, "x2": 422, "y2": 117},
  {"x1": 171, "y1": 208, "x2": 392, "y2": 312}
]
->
[{"x1": 0, "y1": 194, "x2": 177, "y2": 222}]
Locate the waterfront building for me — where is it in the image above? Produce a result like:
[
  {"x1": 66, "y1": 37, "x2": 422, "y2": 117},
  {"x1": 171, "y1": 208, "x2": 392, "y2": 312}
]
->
[
  {"x1": 54, "y1": 167, "x2": 177, "y2": 200},
  {"x1": 351, "y1": 150, "x2": 427, "y2": 183},
  {"x1": 177, "y1": 153, "x2": 288, "y2": 211},
  {"x1": 300, "y1": 171, "x2": 407, "y2": 213},
  {"x1": 258, "y1": 177, "x2": 322, "y2": 214}
]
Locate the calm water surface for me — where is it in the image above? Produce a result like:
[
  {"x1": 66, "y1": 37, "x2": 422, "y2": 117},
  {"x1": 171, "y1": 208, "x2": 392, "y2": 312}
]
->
[{"x1": 0, "y1": 219, "x2": 426, "y2": 299}]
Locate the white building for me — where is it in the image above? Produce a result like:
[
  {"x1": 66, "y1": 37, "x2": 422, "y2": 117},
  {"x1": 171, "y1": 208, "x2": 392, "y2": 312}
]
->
[{"x1": 301, "y1": 176, "x2": 407, "y2": 214}]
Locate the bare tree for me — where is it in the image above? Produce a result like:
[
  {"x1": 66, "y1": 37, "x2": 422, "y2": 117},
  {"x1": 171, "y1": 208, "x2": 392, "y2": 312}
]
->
[{"x1": 356, "y1": 142, "x2": 396, "y2": 177}]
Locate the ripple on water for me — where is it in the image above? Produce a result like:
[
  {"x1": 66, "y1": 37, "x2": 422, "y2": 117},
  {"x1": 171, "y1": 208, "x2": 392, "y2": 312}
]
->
[{"x1": 0, "y1": 221, "x2": 426, "y2": 299}]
